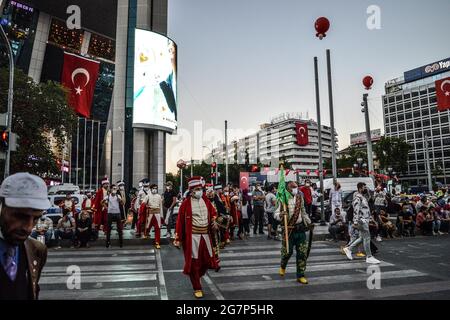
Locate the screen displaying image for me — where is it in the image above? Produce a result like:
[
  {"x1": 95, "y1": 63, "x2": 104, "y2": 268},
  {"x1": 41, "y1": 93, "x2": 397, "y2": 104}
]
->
[{"x1": 133, "y1": 28, "x2": 177, "y2": 132}]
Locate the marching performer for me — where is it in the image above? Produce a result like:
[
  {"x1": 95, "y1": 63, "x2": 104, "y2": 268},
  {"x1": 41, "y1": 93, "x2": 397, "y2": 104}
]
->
[
  {"x1": 206, "y1": 184, "x2": 221, "y2": 268},
  {"x1": 136, "y1": 180, "x2": 150, "y2": 238},
  {"x1": 214, "y1": 185, "x2": 231, "y2": 247},
  {"x1": 143, "y1": 184, "x2": 163, "y2": 249},
  {"x1": 174, "y1": 176, "x2": 219, "y2": 298},
  {"x1": 93, "y1": 177, "x2": 110, "y2": 231},
  {"x1": 274, "y1": 177, "x2": 313, "y2": 285}
]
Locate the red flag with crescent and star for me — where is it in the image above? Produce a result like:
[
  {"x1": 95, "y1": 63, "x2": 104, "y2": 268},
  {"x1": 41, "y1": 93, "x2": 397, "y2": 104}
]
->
[
  {"x1": 61, "y1": 52, "x2": 100, "y2": 118},
  {"x1": 295, "y1": 122, "x2": 309, "y2": 146},
  {"x1": 240, "y1": 172, "x2": 249, "y2": 191},
  {"x1": 436, "y1": 77, "x2": 450, "y2": 112}
]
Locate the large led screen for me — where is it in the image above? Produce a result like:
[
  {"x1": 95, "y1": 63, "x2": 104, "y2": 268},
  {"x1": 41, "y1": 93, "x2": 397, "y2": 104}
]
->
[{"x1": 133, "y1": 28, "x2": 177, "y2": 131}]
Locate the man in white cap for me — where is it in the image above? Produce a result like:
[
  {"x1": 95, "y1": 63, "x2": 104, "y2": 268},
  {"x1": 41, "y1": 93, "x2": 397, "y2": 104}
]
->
[{"x1": 0, "y1": 172, "x2": 51, "y2": 300}]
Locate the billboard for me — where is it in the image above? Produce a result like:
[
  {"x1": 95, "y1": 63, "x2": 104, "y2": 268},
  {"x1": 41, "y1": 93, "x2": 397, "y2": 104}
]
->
[
  {"x1": 350, "y1": 129, "x2": 381, "y2": 145},
  {"x1": 133, "y1": 29, "x2": 177, "y2": 132},
  {"x1": 404, "y1": 57, "x2": 450, "y2": 83}
]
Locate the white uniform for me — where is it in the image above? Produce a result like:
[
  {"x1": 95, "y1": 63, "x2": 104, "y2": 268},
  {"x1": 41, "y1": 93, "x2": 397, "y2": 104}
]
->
[
  {"x1": 144, "y1": 192, "x2": 163, "y2": 228},
  {"x1": 190, "y1": 197, "x2": 213, "y2": 259}
]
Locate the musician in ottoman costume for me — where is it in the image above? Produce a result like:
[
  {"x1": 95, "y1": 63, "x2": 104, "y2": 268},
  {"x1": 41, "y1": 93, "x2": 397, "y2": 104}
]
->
[
  {"x1": 174, "y1": 176, "x2": 219, "y2": 299},
  {"x1": 136, "y1": 180, "x2": 150, "y2": 238},
  {"x1": 93, "y1": 178, "x2": 110, "y2": 231},
  {"x1": 143, "y1": 184, "x2": 163, "y2": 249},
  {"x1": 274, "y1": 180, "x2": 313, "y2": 285}
]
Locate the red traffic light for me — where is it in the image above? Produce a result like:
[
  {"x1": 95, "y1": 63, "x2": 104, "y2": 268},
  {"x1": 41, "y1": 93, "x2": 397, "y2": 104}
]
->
[
  {"x1": 251, "y1": 165, "x2": 259, "y2": 172},
  {"x1": 211, "y1": 162, "x2": 217, "y2": 168},
  {"x1": 1, "y1": 130, "x2": 9, "y2": 150}
]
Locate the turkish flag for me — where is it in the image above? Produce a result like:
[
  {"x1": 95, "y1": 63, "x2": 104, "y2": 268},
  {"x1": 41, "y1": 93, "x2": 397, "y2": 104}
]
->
[
  {"x1": 240, "y1": 172, "x2": 249, "y2": 191},
  {"x1": 295, "y1": 122, "x2": 309, "y2": 146},
  {"x1": 61, "y1": 52, "x2": 100, "y2": 118},
  {"x1": 436, "y1": 77, "x2": 450, "y2": 112}
]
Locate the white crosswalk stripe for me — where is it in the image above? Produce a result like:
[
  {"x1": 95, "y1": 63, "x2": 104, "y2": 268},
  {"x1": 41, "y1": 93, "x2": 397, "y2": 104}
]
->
[
  {"x1": 39, "y1": 246, "x2": 165, "y2": 300},
  {"x1": 205, "y1": 240, "x2": 443, "y2": 299}
]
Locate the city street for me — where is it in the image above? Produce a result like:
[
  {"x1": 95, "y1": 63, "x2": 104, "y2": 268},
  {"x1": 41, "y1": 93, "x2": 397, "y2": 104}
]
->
[{"x1": 39, "y1": 232, "x2": 450, "y2": 300}]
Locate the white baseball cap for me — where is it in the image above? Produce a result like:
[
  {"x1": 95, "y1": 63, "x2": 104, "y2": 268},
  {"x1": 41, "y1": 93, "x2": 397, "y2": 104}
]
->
[{"x1": 0, "y1": 172, "x2": 51, "y2": 210}]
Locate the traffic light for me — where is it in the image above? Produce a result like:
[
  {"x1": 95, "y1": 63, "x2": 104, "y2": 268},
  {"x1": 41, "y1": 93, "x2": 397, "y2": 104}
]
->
[
  {"x1": 211, "y1": 162, "x2": 217, "y2": 168},
  {"x1": 1, "y1": 130, "x2": 8, "y2": 151},
  {"x1": 211, "y1": 172, "x2": 216, "y2": 178}
]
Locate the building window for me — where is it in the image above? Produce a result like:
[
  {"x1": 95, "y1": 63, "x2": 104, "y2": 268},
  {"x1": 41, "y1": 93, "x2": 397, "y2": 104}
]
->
[
  {"x1": 417, "y1": 153, "x2": 424, "y2": 160},
  {"x1": 88, "y1": 33, "x2": 115, "y2": 62},
  {"x1": 412, "y1": 100, "x2": 420, "y2": 108},
  {"x1": 407, "y1": 133, "x2": 414, "y2": 140},
  {"x1": 395, "y1": 94, "x2": 403, "y2": 102},
  {"x1": 389, "y1": 96, "x2": 395, "y2": 103},
  {"x1": 413, "y1": 110, "x2": 420, "y2": 118},
  {"x1": 416, "y1": 142, "x2": 423, "y2": 149},
  {"x1": 412, "y1": 91, "x2": 419, "y2": 97},
  {"x1": 404, "y1": 102, "x2": 412, "y2": 110},
  {"x1": 418, "y1": 164, "x2": 425, "y2": 171},
  {"x1": 397, "y1": 104, "x2": 404, "y2": 112},
  {"x1": 48, "y1": 18, "x2": 83, "y2": 52},
  {"x1": 405, "y1": 112, "x2": 412, "y2": 120},
  {"x1": 422, "y1": 108, "x2": 429, "y2": 116},
  {"x1": 431, "y1": 117, "x2": 440, "y2": 126},
  {"x1": 423, "y1": 119, "x2": 430, "y2": 127},
  {"x1": 421, "y1": 98, "x2": 428, "y2": 106},
  {"x1": 434, "y1": 140, "x2": 442, "y2": 148},
  {"x1": 429, "y1": 87, "x2": 436, "y2": 94},
  {"x1": 432, "y1": 128, "x2": 440, "y2": 136},
  {"x1": 430, "y1": 96, "x2": 437, "y2": 104},
  {"x1": 404, "y1": 93, "x2": 411, "y2": 99},
  {"x1": 398, "y1": 113, "x2": 404, "y2": 121},
  {"x1": 414, "y1": 121, "x2": 422, "y2": 128},
  {"x1": 406, "y1": 123, "x2": 413, "y2": 130},
  {"x1": 434, "y1": 150, "x2": 442, "y2": 158},
  {"x1": 390, "y1": 116, "x2": 396, "y2": 123},
  {"x1": 415, "y1": 131, "x2": 422, "y2": 139}
]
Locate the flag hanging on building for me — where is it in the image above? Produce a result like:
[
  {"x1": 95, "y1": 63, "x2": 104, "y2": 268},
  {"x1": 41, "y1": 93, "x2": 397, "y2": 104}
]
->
[
  {"x1": 61, "y1": 52, "x2": 100, "y2": 118},
  {"x1": 436, "y1": 77, "x2": 450, "y2": 112},
  {"x1": 295, "y1": 122, "x2": 309, "y2": 146}
]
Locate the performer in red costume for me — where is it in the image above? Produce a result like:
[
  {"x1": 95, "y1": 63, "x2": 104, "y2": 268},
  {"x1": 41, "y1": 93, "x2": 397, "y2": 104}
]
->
[
  {"x1": 93, "y1": 177, "x2": 110, "y2": 231},
  {"x1": 174, "y1": 176, "x2": 219, "y2": 299}
]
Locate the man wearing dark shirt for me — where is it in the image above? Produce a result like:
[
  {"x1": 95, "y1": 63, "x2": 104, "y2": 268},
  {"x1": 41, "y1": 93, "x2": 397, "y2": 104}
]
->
[
  {"x1": 163, "y1": 182, "x2": 178, "y2": 238},
  {"x1": 397, "y1": 202, "x2": 415, "y2": 237}
]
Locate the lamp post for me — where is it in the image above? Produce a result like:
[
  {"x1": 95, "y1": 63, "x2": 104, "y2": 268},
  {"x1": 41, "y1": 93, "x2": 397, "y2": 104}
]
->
[{"x1": 0, "y1": 23, "x2": 14, "y2": 178}]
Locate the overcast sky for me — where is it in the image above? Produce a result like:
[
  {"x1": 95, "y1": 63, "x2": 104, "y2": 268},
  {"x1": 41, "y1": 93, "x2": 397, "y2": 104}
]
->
[{"x1": 165, "y1": 0, "x2": 450, "y2": 173}]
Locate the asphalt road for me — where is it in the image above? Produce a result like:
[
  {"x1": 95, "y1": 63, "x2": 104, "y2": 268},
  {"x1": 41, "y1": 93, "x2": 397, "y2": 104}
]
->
[{"x1": 39, "y1": 232, "x2": 450, "y2": 300}]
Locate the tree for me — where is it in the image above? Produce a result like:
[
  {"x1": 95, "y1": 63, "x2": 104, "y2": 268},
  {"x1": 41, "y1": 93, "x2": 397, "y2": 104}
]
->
[
  {"x1": 0, "y1": 68, "x2": 78, "y2": 177},
  {"x1": 373, "y1": 136, "x2": 412, "y2": 173}
]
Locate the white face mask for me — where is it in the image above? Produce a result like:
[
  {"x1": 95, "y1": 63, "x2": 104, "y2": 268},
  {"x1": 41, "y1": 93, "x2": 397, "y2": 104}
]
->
[
  {"x1": 151, "y1": 189, "x2": 158, "y2": 194},
  {"x1": 291, "y1": 188, "x2": 298, "y2": 196},
  {"x1": 193, "y1": 190, "x2": 203, "y2": 199}
]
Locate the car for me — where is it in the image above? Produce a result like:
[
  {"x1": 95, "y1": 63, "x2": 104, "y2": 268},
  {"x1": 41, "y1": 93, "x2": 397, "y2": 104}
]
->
[{"x1": 48, "y1": 183, "x2": 81, "y2": 195}]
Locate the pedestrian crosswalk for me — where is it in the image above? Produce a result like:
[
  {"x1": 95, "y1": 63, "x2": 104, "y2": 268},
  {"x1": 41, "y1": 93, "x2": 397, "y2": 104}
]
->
[
  {"x1": 206, "y1": 236, "x2": 448, "y2": 299},
  {"x1": 39, "y1": 245, "x2": 167, "y2": 300}
]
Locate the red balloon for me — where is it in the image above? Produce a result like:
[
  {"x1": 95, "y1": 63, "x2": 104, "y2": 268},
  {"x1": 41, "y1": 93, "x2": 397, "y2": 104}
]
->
[
  {"x1": 363, "y1": 75, "x2": 373, "y2": 90},
  {"x1": 315, "y1": 17, "x2": 330, "y2": 39}
]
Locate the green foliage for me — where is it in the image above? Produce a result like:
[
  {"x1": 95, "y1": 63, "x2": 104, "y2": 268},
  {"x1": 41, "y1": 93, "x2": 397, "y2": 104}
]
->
[
  {"x1": 0, "y1": 68, "x2": 77, "y2": 176},
  {"x1": 373, "y1": 136, "x2": 412, "y2": 173}
]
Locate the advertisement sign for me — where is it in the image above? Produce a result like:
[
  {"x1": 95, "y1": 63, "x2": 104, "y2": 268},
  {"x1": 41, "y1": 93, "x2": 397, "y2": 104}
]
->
[
  {"x1": 404, "y1": 57, "x2": 450, "y2": 83},
  {"x1": 350, "y1": 129, "x2": 381, "y2": 145},
  {"x1": 133, "y1": 29, "x2": 177, "y2": 132}
]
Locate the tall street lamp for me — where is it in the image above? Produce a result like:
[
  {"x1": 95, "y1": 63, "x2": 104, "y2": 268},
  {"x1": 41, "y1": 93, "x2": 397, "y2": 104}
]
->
[{"x1": 0, "y1": 23, "x2": 14, "y2": 178}]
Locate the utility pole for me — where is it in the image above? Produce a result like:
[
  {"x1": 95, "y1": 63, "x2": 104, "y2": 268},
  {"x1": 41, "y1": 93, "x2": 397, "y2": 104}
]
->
[
  {"x1": 1, "y1": 24, "x2": 14, "y2": 178},
  {"x1": 326, "y1": 49, "x2": 337, "y2": 180},
  {"x1": 225, "y1": 120, "x2": 229, "y2": 185},
  {"x1": 314, "y1": 57, "x2": 326, "y2": 226},
  {"x1": 425, "y1": 135, "x2": 433, "y2": 192},
  {"x1": 362, "y1": 93, "x2": 374, "y2": 176}
]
